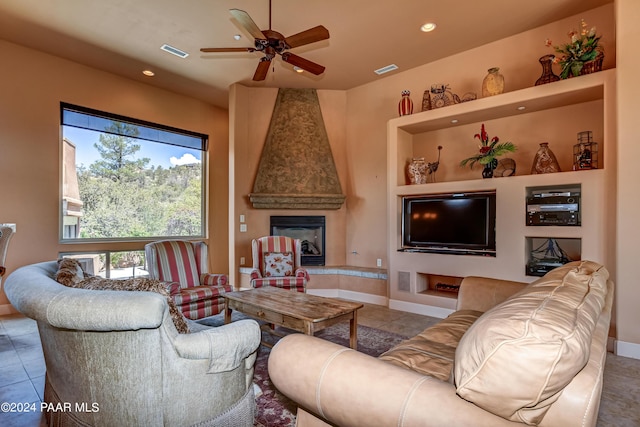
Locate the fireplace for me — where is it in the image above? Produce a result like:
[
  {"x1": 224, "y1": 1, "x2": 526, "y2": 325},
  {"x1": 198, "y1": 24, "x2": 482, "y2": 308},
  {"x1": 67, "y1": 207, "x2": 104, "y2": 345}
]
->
[{"x1": 270, "y1": 216, "x2": 325, "y2": 266}]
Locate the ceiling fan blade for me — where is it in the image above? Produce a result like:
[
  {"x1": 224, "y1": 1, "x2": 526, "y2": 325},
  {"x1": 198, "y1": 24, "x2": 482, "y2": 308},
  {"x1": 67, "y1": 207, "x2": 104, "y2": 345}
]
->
[
  {"x1": 284, "y1": 25, "x2": 330, "y2": 49},
  {"x1": 253, "y1": 59, "x2": 272, "y2": 81},
  {"x1": 230, "y1": 9, "x2": 266, "y2": 40},
  {"x1": 200, "y1": 47, "x2": 256, "y2": 53},
  {"x1": 281, "y1": 53, "x2": 325, "y2": 75}
]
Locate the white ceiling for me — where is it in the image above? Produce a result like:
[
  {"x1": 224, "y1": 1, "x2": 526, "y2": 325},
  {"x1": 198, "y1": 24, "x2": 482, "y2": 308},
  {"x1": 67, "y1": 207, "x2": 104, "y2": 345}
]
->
[{"x1": 0, "y1": 0, "x2": 612, "y2": 108}]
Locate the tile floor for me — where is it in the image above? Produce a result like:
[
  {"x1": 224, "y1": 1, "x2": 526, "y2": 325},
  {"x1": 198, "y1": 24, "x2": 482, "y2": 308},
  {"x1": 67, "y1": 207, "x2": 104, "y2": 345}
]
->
[{"x1": 1, "y1": 304, "x2": 639, "y2": 426}]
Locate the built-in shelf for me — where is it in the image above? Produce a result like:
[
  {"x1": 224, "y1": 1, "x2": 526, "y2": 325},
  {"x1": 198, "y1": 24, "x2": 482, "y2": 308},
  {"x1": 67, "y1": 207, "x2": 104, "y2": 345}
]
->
[
  {"x1": 391, "y1": 71, "x2": 607, "y2": 135},
  {"x1": 416, "y1": 273, "x2": 463, "y2": 299},
  {"x1": 387, "y1": 70, "x2": 616, "y2": 315},
  {"x1": 526, "y1": 237, "x2": 581, "y2": 277}
]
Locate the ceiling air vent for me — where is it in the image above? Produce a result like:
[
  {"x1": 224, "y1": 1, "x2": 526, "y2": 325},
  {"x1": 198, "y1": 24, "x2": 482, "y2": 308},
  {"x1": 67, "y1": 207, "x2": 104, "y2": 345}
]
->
[
  {"x1": 374, "y1": 64, "x2": 398, "y2": 75},
  {"x1": 160, "y1": 44, "x2": 189, "y2": 58}
]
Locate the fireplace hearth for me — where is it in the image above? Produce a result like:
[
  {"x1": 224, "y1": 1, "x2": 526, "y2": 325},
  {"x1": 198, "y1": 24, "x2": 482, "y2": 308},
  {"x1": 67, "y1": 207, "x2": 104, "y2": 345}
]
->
[{"x1": 270, "y1": 216, "x2": 325, "y2": 266}]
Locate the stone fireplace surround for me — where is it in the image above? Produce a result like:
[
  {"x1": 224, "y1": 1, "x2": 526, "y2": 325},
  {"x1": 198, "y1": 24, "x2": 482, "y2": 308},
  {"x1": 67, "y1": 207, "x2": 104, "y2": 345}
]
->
[{"x1": 249, "y1": 88, "x2": 345, "y2": 210}]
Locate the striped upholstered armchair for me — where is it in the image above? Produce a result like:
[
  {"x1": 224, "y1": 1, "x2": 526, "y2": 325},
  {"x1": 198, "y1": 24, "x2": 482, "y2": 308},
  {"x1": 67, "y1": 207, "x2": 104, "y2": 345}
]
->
[
  {"x1": 145, "y1": 240, "x2": 230, "y2": 320},
  {"x1": 250, "y1": 236, "x2": 309, "y2": 292}
]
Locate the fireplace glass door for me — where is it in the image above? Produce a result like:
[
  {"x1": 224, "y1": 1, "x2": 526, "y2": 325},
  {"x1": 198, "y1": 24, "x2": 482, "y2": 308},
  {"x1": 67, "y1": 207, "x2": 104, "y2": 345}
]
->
[{"x1": 270, "y1": 216, "x2": 325, "y2": 266}]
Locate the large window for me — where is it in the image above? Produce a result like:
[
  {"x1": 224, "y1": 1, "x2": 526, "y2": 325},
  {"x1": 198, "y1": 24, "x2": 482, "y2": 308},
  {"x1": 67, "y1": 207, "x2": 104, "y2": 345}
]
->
[
  {"x1": 60, "y1": 250, "x2": 148, "y2": 279},
  {"x1": 61, "y1": 103, "x2": 208, "y2": 242}
]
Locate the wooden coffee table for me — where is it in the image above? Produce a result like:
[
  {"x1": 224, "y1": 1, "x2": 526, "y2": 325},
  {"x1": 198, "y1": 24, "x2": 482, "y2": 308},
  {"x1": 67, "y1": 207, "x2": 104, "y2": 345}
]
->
[{"x1": 224, "y1": 287, "x2": 364, "y2": 349}]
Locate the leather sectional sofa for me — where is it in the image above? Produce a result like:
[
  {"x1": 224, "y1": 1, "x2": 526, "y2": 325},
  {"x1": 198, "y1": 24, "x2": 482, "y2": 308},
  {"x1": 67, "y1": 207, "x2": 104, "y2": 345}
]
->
[{"x1": 269, "y1": 260, "x2": 613, "y2": 426}]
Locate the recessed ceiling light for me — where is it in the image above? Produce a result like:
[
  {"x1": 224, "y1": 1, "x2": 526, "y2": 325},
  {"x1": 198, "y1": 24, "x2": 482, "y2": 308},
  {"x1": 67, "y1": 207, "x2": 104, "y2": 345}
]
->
[
  {"x1": 420, "y1": 22, "x2": 437, "y2": 32},
  {"x1": 293, "y1": 66, "x2": 304, "y2": 73},
  {"x1": 517, "y1": 106, "x2": 526, "y2": 111},
  {"x1": 233, "y1": 34, "x2": 242, "y2": 41},
  {"x1": 160, "y1": 44, "x2": 189, "y2": 58},
  {"x1": 374, "y1": 64, "x2": 399, "y2": 75},
  {"x1": 142, "y1": 70, "x2": 155, "y2": 77},
  {"x1": 451, "y1": 119, "x2": 459, "y2": 124}
]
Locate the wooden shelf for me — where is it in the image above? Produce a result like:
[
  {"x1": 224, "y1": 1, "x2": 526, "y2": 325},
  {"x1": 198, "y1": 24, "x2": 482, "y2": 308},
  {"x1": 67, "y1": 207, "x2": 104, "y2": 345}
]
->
[{"x1": 389, "y1": 71, "x2": 609, "y2": 135}]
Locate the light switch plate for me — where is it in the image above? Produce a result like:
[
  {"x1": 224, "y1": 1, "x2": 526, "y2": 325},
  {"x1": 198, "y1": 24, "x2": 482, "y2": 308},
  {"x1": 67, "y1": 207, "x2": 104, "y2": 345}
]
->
[{"x1": 240, "y1": 224, "x2": 247, "y2": 232}]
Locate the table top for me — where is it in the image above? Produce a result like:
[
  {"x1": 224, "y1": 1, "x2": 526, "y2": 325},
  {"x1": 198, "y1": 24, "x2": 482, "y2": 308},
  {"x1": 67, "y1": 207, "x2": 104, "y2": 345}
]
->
[{"x1": 225, "y1": 287, "x2": 363, "y2": 323}]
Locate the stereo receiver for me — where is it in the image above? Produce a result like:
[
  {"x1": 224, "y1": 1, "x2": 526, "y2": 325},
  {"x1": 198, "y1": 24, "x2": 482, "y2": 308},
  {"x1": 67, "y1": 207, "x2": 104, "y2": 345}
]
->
[{"x1": 526, "y1": 189, "x2": 580, "y2": 226}]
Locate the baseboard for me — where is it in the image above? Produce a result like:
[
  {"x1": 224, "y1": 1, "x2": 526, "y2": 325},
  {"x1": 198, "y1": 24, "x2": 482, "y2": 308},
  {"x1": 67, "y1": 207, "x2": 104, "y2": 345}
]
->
[
  {"x1": 307, "y1": 289, "x2": 388, "y2": 306},
  {"x1": 615, "y1": 339, "x2": 640, "y2": 360},
  {"x1": 389, "y1": 299, "x2": 454, "y2": 319}
]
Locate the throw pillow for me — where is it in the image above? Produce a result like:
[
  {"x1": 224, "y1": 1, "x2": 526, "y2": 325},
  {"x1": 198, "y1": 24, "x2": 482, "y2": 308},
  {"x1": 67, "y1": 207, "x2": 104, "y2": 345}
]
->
[
  {"x1": 55, "y1": 259, "x2": 190, "y2": 334},
  {"x1": 54, "y1": 258, "x2": 87, "y2": 287},
  {"x1": 454, "y1": 260, "x2": 609, "y2": 424},
  {"x1": 263, "y1": 252, "x2": 293, "y2": 277}
]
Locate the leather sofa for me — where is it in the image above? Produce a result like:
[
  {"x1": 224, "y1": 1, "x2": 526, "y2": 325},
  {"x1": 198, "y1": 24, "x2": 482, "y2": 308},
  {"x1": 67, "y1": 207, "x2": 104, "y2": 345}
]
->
[
  {"x1": 4, "y1": 261, "x2": 261, "y2": 427},
  {"x1": 268, "y1": 260, "x2": 613, "y2": 427}
]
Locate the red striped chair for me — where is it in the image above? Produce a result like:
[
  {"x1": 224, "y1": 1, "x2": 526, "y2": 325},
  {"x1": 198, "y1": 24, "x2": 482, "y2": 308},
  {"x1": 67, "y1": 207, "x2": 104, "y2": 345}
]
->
[
  {"x1": 145, "y1": 240, "x2": 230, "y2": 320},
  {"x1": 250, "y1": 236, "x2": 309, "y2": 292}
]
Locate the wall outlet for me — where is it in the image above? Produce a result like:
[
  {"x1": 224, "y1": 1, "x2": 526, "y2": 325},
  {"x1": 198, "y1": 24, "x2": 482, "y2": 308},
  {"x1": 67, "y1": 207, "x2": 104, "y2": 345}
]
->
[
  {"x1": 240, "y1": 256, "x2": 245, "y2": 265},
  {"x1": 240, "y1": 224, "x2": 247, "y2": 232},
  {"x1": 376, "y1": 258, "x2": 382, "y2": 267}
]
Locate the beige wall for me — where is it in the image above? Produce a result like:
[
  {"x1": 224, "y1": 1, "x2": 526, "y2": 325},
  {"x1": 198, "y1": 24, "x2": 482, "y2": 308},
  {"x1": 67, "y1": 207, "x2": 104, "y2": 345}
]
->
[
  {"x1": 0, "y1": 39, "x2": 229, "y2": 313},
  {"x1": 615, "y1": 0, "x2": 640, "y2": 355},
  {"x1": 228, "y1": 85, "x2": 348, "y2": 285}
]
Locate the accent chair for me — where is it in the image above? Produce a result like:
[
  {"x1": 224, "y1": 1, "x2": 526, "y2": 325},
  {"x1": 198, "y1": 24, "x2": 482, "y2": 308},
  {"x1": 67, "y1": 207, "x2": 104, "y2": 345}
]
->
[
  {"x1": 250, "y1": 235, "x2": 309, "y2": 292},
  {"x1": 145, "y1": 239, "x2": 230, "y2": 319},
  {"x1": 5, "y1": 261, "x2": 260, "y2": 427}
]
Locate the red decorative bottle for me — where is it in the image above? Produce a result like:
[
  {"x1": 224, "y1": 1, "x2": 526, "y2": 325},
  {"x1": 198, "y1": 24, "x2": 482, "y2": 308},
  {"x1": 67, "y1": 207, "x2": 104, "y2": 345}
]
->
[{"x1": 398, "y1": 90, "x2": 414, "y2": 116}]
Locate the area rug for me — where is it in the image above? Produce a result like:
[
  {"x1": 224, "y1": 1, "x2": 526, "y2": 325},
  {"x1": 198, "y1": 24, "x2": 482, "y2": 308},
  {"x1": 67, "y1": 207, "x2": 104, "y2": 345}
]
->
[{"x1": 197, "y1": 313, "x2": 408, "y2": 427}]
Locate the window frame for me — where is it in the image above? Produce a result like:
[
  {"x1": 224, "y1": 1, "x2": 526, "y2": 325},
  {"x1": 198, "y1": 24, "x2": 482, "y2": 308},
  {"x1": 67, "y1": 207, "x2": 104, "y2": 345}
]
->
[{"x1": 60, "y1": 102, "x2": 209, "y2": 244}]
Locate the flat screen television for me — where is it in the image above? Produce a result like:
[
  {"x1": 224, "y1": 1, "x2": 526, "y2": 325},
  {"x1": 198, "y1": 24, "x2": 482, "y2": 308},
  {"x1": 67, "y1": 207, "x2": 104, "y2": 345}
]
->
[{"x1": 400, "y1": 190, "x2": 496, "y2": 256}]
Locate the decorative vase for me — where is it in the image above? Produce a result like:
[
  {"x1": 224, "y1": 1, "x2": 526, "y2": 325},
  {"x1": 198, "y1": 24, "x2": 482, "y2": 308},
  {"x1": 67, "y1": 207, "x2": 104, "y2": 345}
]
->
[
  {"x1": 398, "y1": 90, "x2": 414, "y2": 116},
  {"x1": 482, "y1": 67, "x2": 504, "y2": 97},
  {"x1": 421, "y1": 90, "x2": 432, "y2": 111},
  {"x1": 407, "y1": 158, "x2": 427, "y2": 184},
  {"x1": 531, "y1": 142, "x2": 561, "y2": 174},
  {"x1": 481, "y1": 158, "x2": 498, "y2": 179},
  {"x1": 535, "y1": 54, "x2": 561, "y2": 86}
]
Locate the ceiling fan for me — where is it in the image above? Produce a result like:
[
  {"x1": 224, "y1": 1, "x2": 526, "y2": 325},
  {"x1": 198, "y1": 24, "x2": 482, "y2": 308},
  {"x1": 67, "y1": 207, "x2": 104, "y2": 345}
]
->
[{"x1": 200, "y1": 0, "x2": 329, "y2": 81}]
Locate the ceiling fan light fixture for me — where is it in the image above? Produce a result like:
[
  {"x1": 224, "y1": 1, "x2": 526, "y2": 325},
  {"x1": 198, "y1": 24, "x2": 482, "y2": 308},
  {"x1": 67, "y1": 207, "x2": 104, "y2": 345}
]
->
[
  {"x1": 293, "y1": 66, "x2": 304, "y2": 73},
  {"x1": 160, "y1": 44, "x2": 189, "y2": 58},
  {"x1": 374, "y1": 64, "x2": 399, "y2": 75},
  {"x1": 420, "y1": 22, "x2": 437, "y2": 32},
  {"x1": 200, "y1": 3, "x2": 329, "y2": 81}
]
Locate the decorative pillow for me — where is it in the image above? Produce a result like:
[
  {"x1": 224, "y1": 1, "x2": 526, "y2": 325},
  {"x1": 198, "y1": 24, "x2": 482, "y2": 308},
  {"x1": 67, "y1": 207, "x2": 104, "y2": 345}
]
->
[
  {"x1": 54, "y1": 258, "x2": 87, "y2": 287},
  {"x1": 263, "y1": 252, "x2": 294, "y2": 277},
  {"x1": 454, "y1": 261, "x2": 609, "y2": 424},
  {"x1": 56, "y1": 259, "x2": 189, "y2": 334}
]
